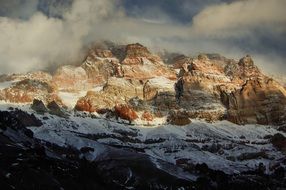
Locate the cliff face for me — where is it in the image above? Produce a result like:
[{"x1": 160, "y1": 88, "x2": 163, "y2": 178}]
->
[
  {"x1": 218, "y1": 56, "x2": 286, "y2": 126},
  {"x1": 53, "y1": 65, "x2": 90, "y2": 91},
  {"x1": 171, "y1": 54, "x2": 286, "y2": 125},
  {"x1": 224, "y1": 78, "x2": 286, "y2": 125},
  {"x1": 0, "y1": 43, "x2": 285, "y2": 126},
  {"x1": 73, "y1": 43, "x2": 177, "y2": 119},
  {"x1": 122, "y1": 43, "x2": 152, "y2": 65},
  {"x1": 0, "y1": 77, "x2": 62, "y2": 106},
  {"x1": 121, "y1": 43, "x2": 176, "y2": 80}
]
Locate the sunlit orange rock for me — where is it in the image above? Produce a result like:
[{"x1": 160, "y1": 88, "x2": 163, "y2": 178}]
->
[
  {"x1": 114, "y1": 104, "x2": 138, "y2": 122},
  {"x1": 141, "y1": 111, "x2": 154, "y2": 121},
  {"x1": 224, "y1": 78, "x2": 286, "y2": 125},
  {"x1": 53, "y1": 65, "x2": 90, "y2": 91}
]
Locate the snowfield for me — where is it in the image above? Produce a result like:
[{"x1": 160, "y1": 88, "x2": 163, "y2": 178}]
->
[
  {"x1": 0, "y1": 101, "x2": 285, "y2": 176},
  {"x1": 0, "y1": 80, "x2": 19, "y2": 90},
  {"x1": 58, "y1": 91, "x2": 87, "y2": 108},
  {"x1": 58, "y1": 86, "x2": 104, "y2": 109}
]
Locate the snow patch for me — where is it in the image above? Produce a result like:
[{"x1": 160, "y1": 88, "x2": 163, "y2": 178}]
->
[
  {"x1": 1, "y1": 101, "x2": 284, "y2": 175},
  {"x1": 58, "y1": 91, "x2": 87, "y2": 109},
  {"x1": 0, "y1": 80, "x2": 19, "y2": 90},
  {"x1": 148, "y1": 76, "x2": 175, "y2": 91}
]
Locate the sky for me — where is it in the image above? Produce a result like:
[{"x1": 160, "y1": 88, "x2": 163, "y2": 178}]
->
[{"x1": 0, "y1": 0, "x2": 285, "y2": 75}]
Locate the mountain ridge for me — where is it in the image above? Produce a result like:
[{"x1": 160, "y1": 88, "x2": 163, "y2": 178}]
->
[
  {"x1": 1, "y1": 42, "x2": 285, "y2": 126},
  {"x1": 0, "y1": 42, "x2": 286, "y2": 189}
]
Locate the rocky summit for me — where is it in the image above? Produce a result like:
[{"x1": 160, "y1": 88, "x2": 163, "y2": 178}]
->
[{"x1": 0, "y1": 42, "x2": 286, "y2": 190}]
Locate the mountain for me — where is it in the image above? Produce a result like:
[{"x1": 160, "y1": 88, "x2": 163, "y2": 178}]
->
[{"x1": 0, "y1": 42, "x2": 285, "y2": 189}]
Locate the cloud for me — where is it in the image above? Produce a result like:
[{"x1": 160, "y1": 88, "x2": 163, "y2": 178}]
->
[
  {"x1": 0, "y1": 0, "x2": 121, "y2": 74},
  {"x1": 190, "y1": 0, "x2": 286, "y2": 75},
  {"x1": 192, "y1": 0, "x2": 286, "y2": 37},
  {"x1": 0, "y1": 0, "x2": 38, "y2": 19},
  {"x1": 0, "y1": 0, "x2": 285, "y2": 76}
]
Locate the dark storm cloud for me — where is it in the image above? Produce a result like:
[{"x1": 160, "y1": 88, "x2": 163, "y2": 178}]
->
[
  {"x1": 0, "y1": 0, "x2": 38, "y2": 19},
  {"x1": 0, "y1": 0, "x2": 285, "y2": 75},
  {"x1": 0, "y1": 0, "x2": 72, "y2": 19},
  {"x1": 123, "y1": 0, "x2": 236, "y2": 23},
  {"x1": 37, "y1": 0, "x2": 72, "y2": 18}
]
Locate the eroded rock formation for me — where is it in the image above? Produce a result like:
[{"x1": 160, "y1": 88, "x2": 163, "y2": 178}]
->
[{"x1": 0, "y1": 43, "x2": 285, "y2": 126}]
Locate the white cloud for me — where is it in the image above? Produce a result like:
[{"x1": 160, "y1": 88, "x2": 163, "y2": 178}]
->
[
  {"x1": 192, "y1": 0, "x2": 286, "y2": 37},
  {"x1": 0, "y1": 0, "x2": 119, "y2": 74},
  {"x1": 189, "y1": 0, "x2": 286, "y2": 75},
  {"x1": 0, "y1": 0, "x2": 285, "y2": 76}
]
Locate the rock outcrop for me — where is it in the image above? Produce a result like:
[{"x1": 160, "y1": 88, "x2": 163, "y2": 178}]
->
[
  {"x1": 0, "y1": 42, "x2": 285, "y2": 126},
  {"x1": 81, "y1": 58, "x2": 116, "y2": 86},
  {"x1": 143, "y1": 77, "x2": 175, "y2": 101},
  {"x1": 219, "y1": 55, "x2": 286, "y2": 125},
  {"x1": 0, "y1": 71, "x2": 52, "y2": 83},
  {"x1": 171, "y1": 55, "x2": 192, "y2": 69},
  {"x1": 122, "y1": 43, "x2": 160, "y2": 65},
  {"x1": 88, "y1": 48, "x2": 114, "y2": 58},
  {"x1": 75, "y1": 90, "x2": 125, "y2": 113},
  {"x1": 224, "y1": 55, "x2": 262, "y2": 84},
  {"x1": 167, "y1": 54, "x2": 229, "y2": 121},
  {"x1": 271, "y1": 133, "x2": 286, "y2": 154},
  {"x1": 79, "y1": 46, "x2": 121, "y2": 86},
  {"x1": 152, "y1": 91, "x2": 178, "y2": 113},
  {"x1": 167, "y1": 53, "x2": 286, "y2": 125},
  {"x1": 75, "y1": 93, "x2": 96, "y2": 113},
  {"x1": 75, "y1": 77, "x2": 144, "y2": 113},
  {"x1": 0, "y1": 79, "x2": 59, "y2": 104},
  {"x1": 0, "y1": 109, "x2": 43, "y2": 127},
  {"x1": 223, "y1": 78, "x2": 286, "y2": 125},
  {"x1": 53, "y1": 65, "x2": 90, "y2": 91},
  {"x1": 47, "y1": 101, "x2": 67, "y2": 117},
  {"x1": 31, "y1": 99, "x2": 48, "y2": 113},
  {"x1": 104, "y1": 77, "x2": 144, "y2": 99},
  {"x1": 167, "y1": 111, "x2": 191, "y2": 126},
  {"x1": 114, "y1": 104, "x2": 138, "y2": 123},
  {"x1": 120, "y1": 43, "x2": 176, "y2": 80},
  {"x1": 141, "y1": 111, "x2": 154, "y2": 121},
  {"x1": 74, "y1": 43, "x2": 177, "y2": 114}
]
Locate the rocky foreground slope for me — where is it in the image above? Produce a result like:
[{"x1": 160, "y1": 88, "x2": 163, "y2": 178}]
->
[
  {"x1": 0, "y1": 42, "x2": 286, "y2": 189},
  {"x1": 0, "y1": 108, "x2": 286, "y2": 190}
]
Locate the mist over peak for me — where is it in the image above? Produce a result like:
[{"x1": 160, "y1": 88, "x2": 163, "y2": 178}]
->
[{"x1": 0, "y1": 0, "x2": 285, "y2": 76}]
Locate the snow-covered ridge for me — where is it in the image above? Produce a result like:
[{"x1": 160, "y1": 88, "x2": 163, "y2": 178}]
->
[
  {"x1": 1, "y1": 100, "x2": 281, "y2": 175},
  {"x1": 28, "y1": 111, "x2": 285, "y2": 175}
]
